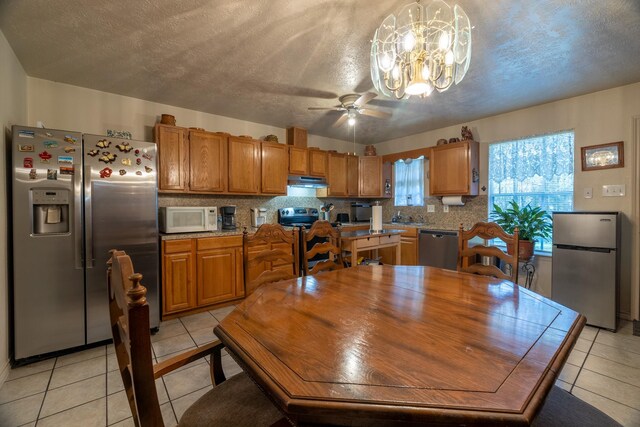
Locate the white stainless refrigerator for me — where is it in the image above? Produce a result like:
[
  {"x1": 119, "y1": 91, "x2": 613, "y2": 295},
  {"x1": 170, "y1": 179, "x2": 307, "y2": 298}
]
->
[{"x1": 11, "y1": 125, "x2": 159, "y2": 362}]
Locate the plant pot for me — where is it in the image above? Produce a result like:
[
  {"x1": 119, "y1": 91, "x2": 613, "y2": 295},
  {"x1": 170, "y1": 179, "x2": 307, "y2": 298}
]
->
[{"x1": 507, "y1": 240, "x2": 534, "y2": 262}]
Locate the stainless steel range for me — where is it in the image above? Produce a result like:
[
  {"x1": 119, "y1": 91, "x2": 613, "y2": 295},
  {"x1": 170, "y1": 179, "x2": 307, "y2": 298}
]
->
[{"x1": 277, "y1": 207, "x2": 320, "y2": 229}]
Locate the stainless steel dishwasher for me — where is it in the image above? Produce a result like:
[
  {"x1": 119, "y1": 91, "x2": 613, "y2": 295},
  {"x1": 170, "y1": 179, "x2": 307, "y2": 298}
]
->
[{"x1": 419, "y1": 229, "x2": 458, "y2": 270}]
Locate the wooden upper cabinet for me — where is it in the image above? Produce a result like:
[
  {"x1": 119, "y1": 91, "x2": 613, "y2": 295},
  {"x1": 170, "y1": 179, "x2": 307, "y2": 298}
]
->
[
  {"x1": 308, "y1": 149, "x2": 328, "y2": 177},
  {"x1": 327, "y1": 152, "x2": 348, "y2": 197},
  {"x1": 429, "y1": 140, "x2": 479, "y2": 196},
  {"x1": 347, "y1": 155, "x2": 359, "y2": 197},
  {"x1": 359, "y1": 156, "x2": 382, "y2": 197},
  {"x1": 289, "y1": 146, "x2": 308, "y2": 175},
  {"x1": 188, "y1": 130, "x2": 227, "y2": 192},
  {"x1": 228, "y1": 136, "x2": 261, "y2": 193},
  {"x1": 261, "y1": 142, "x2": 288, "y2": 194},
  {"x1": 155, "y1": 124, "x2": 189, "y2": 191}
]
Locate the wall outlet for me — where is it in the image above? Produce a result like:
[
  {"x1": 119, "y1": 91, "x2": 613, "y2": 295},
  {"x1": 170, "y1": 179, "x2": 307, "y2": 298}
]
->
[
  {"x1": 427, "y1": 205, "x2": 435, "y2": 213},
  {"x1": 584, "y1": 187, "x2": 593, "y2": 199},
  {"x1": 443, "y1": 205, "x2": 449, "y2": 213},
  {"x1": 602, "y1": 184, "x2": 625, "y2": 197}
]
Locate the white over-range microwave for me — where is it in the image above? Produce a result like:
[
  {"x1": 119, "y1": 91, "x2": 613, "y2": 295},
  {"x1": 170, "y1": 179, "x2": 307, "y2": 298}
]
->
[{"x1": 159, "y1": 207, "x2": 218, "y2": 233}]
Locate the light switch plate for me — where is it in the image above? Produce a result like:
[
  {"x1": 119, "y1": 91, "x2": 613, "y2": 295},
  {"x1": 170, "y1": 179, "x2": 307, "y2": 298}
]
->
[
  {"x1": 443, "y1": 205, "x2": 449, "y2": 213},
  {"x1": 584, "y1": 187, "x2": 593, "y2": 199},
  {"x1": 602, "y1": 184, "x2": 625, "y2": 197},
  {"x1": 427, "y1": 205, "x2": 435, "y2": 213}
]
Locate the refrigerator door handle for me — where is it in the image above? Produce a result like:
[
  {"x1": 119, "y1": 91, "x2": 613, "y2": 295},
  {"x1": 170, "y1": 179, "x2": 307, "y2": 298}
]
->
[
  {"x1": 84, "y1": 165, "x2": 94, "y2": 269},
  {"x1": 74, "y1": 158, "x2": 84, "y2": 269}
]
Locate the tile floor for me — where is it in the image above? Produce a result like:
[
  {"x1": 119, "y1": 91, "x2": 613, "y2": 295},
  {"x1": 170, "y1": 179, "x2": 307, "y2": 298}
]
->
[{"x1": 1, "y1": 308, "x2": 639, "y2": 426}]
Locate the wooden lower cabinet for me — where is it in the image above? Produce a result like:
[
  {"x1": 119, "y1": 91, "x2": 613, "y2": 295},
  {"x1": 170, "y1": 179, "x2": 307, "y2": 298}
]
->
[
  {"x1": 379, "y1": 226, "x2": 419, "y2": 265},
  {"x1": 162, "y1": 240, "x2": 196, "y2": 315},
  {"x1": 162, "y1": 236, "x2": 244, "y2": 317}
]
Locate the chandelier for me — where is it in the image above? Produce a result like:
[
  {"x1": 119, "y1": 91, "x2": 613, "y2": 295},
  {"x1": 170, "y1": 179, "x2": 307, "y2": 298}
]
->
[{"x1": 370, "y1": 0, "x2": 471, "y2": 99}]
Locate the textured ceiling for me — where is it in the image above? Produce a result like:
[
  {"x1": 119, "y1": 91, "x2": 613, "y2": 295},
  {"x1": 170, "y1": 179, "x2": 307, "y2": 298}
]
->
[{"x1": 1, "y1": 0, "x2": 640, "y2": 144}]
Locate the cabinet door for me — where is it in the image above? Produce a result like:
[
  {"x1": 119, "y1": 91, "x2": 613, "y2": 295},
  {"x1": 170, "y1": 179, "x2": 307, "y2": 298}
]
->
[
  {"x1": 359, "y1": 156, "x2": 382, "y2": 197},
  {"x1": 289, "y1": 147, "x2": 308, "y2": 175},
  {"x1": 429, "y1": 141, "x2": 478, "y2": 196},
  {"x1": 400, "y1": 237, "x2": 418, "y2": 265},
  {"x1": 347, "y1": 155, "x2": 359, "y2": 197},
  {"x1": 162, "y1": 252, "x2": 195, "y2": 314},
  {"x1": 308, "y1": 150, "x2": 327, "y2": 177},
  {"x1": 189, "y1": 130, "x2": 227, "y2": 192},
  {"x1": 261, "y1": 142, "x2": 288, "y2": 194},
  {"x1": 155, "y1": 124, "x2": 189, "y2": 191},
  {"x1": 228, "y1": 137, "x2": 261, "y2": 193},
  {"x1": 327, "y1": 153, "x2": 347, "y2": 196},
  {"x1": 197, "y1": 247, "x2": 244, "y2": 305}
]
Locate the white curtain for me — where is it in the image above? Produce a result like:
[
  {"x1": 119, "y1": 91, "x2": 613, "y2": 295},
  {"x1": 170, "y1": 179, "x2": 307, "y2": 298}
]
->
[{"x1": 394, "y1": 156, "x2": 424, "y2": 206}]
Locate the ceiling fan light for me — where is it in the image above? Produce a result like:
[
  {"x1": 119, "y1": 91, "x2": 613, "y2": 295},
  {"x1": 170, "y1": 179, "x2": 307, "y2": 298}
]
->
[
  {"x1": 405, "y1": 82, "x2": 429, "y2": 95},
  {"x1": 348, "y1": 116, "x2": 356, "y2": 126}
]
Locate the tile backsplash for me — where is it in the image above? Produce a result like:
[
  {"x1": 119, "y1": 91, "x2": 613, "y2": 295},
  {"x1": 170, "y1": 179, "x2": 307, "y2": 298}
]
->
[{"x1": 159, "y1": 192, "x2": 489, "y2": 231}]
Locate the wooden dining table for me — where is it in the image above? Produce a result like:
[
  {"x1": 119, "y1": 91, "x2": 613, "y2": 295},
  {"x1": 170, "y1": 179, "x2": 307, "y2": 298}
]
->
[{"x1": 214, "y1": 265, "x2": 585, "y2": 426}]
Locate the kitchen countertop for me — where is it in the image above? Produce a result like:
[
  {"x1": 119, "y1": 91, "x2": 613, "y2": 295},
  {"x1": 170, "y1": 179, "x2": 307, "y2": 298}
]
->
[{"x1": 340, "y1": 229, "x2": 406, "y2": 240}]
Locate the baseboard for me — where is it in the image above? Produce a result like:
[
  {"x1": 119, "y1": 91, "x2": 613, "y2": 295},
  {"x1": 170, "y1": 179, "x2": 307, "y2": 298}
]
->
[{"x1": 0, "y1": 358, "x2": 10, "y2": 389}]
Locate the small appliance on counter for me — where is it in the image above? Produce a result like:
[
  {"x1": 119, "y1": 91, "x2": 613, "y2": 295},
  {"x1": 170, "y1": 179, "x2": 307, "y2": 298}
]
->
[
  {"x1": 159, "y1": 206, "x2": 218, "y2": 233},
  {"x1": 220, "y1": 205, "x2": 237, "y2": 230},
  {"x1": 251, "y1": 207, "x2": 267, "y2": 227},
  {"x1": 351, "y1": 202, "x2": 372, "y2": 223},
  {"x1": 336, "y1": 213, "x2": 349, "y2": 223}
]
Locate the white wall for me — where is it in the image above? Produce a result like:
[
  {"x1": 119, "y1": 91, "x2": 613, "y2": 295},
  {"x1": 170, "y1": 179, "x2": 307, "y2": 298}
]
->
[
  {"x1": 26, "y1": 78, "x2": 359, "y2": 153},
  {"x1": 0, "y1": 29, "x2": 28, "y2": 387},
  {"x1": 377, "y1": 83, "x2": 640, "y2": 320}
]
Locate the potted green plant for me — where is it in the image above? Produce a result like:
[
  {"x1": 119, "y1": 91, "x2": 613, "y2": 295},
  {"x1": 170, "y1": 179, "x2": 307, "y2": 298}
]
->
[{"x1": 490, "y1": 201, "x2": 552, "y2": 261}]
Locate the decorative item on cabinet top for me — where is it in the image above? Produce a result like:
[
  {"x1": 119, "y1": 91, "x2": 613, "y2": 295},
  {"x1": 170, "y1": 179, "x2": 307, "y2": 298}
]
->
[
  {"x1": 364, "y1": 145, "x2": 377, "y2": 156},
  {"x1": 263, "y1": 134, "x2": 279, "y2": 143},
  {"x1": 160, "y1": 114, "x2": 176, "y2": 126},
  {"x1": 461, "y1": 126, "x2": 474, "y2": 141}
]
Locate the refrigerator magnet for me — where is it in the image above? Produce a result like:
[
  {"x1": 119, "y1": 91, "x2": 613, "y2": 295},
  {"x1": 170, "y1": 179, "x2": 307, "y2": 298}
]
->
[
  {"x1": 144, "y1": 166, "x2": 153, "y2": 173},
  {"x1": 135, "y1": 171, "x2": 142, "y2": 176},
  {"x1": 87, "y1": 149, "x2": 100, "y2": 157},
  {"x1": 45, "y1": 132, "x2": 53, "y2": 137},
  {"x1": 119, "y1": 169, "x2": 127, "y2": 176},
  {"x1": 142, "y1": 152, "x2": 153, "y2": 161},
  {"x1": 58, "y1": 155, "x2": 74, "y2": 164},
  {"x1": 99, "y1": 167, "x2": 112, "y2": 178},
  {"x1": 23, "y1": 157, "x2": 34, "y2": 168},
  {"x1": 121, "y1": 158, "x2": 131, "y2": 166},
  {"x1": 134, "y1": 149, "x2": 140, "y2": 157},
  {"x1": 64, "y1": 135, "x2": 78, "y2": 144},
  {"x1": 47, "y1": 169, "x2": 57, "y2": 180},
  {"x1": 18, "y1": 130, "x2": 35, "y2": 138},
  {"x1": 116, "y1": 142, "x2": 132, "y2": 152},
  {"x1": 96, "y1": 139, "x2": 111, "y2": 148},
  {"x1": 98, "y1": 152, "x2": 117, "y2": 164},
  {"x1": 135, "y1": 158, "x2": 141, "y2": 165},
  {"x1": 64, "y1": 146, "x2": 76, "y2": 153},
  {"x1": 39, "y1": 151, "x2": 52, "y2": 163},
  {"x1": 29, "y1": 168, "x2": 38, "y2": 179},
  {"x1": 43, "y1": 140, "x2": 58, "y2": 148},
  {"x1": 60, "y1": 166, "x2": 74, "y2": 175},
  {"x1": 18, "y1": 144, "x2": 34, "y2": 152}
]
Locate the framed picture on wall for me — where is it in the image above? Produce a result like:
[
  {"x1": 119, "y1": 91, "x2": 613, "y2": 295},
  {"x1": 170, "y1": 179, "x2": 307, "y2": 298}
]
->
[{"x1": 581, "y1": 141, "x2": 624, "y2": 171}]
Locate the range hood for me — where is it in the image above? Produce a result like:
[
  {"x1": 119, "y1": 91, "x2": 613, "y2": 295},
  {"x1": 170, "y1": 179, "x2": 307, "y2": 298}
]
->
[{"x1": 287, "y1": 175, "x2": 328, "y2": 188}]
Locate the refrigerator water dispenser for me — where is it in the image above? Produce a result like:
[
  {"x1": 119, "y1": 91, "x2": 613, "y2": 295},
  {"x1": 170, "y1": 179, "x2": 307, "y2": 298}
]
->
[{"x1": 31, "y1": 189, "x2": 70, "y2": 234}]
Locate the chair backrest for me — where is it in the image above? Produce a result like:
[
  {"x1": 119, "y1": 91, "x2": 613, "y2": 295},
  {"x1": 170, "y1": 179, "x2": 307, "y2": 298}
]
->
[
  {"x1": 107, "y1": 250, "x2": 165, "y2": 427},
  {"x1": 302, "y1": 220, "x2": 344, "y2": 275},
  {"x1": 243, "y1": 224, "x2": 300, "y2": 293},
  {"x1": 457, "y1": 222, "x2": 520, "y2": 283}
]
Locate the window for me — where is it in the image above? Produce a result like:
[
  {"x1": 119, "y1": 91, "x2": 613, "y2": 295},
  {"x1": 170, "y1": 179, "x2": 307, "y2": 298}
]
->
[
  {"x1": 488, "y1": 131, "x2": 574, "y2": 251},
  {"x1": 394, "y1": 156, "x2": 424, "y2": 206}
]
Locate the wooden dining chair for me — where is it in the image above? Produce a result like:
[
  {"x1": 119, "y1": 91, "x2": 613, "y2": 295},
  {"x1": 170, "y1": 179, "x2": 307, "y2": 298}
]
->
[
  {"x1": 243, "y1": 224, "x2": 299, "y2": 295},
  {"x1": 457, "y1": 221, "x2": 520, "y2": 283},
  {"x1": 107, "y1": 250, "x2": 287, "y2": 427},
  {"x1": 301, "y1": 220, "x2": 344, "y2": 275}
]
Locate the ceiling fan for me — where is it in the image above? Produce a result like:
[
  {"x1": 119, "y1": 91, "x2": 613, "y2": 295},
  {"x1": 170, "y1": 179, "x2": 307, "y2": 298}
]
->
[{"x1": 308, "y1": 93, "x2": 392, "y2": 128}]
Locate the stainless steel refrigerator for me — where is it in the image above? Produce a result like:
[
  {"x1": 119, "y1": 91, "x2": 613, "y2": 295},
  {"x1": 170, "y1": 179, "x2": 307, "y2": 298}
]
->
[
  {"x1": 11, "y1": 125, "x2": 159, "y2": 361},
  {"x1": 551, "y1": 211, "x2": 620, "y2": 331}
]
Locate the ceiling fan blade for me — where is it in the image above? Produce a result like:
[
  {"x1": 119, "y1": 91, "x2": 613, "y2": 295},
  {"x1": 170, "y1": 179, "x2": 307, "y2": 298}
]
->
[
  {"x1": 354, "y1": 92, "x2": 377, "y2": 107},
  {"x1": 359, "y1": 108, "x2": 392, "y2": 119},
  {"x1": 332, "y1": 113, "x2": 348, "y2": 128},
  {"x1": 308, "y1": 107, "x2": 345, "y2": 111}
]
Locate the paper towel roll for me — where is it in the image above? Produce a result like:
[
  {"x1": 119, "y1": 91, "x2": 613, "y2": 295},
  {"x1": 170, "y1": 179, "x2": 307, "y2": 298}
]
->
[
  {"x1": 371, "y1": 205, "x2": 383, "y2": 232},
  {"x1": 442, "y1": 196, "x2": 465, "y2": 206}
]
